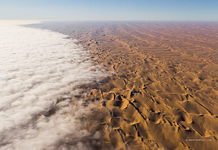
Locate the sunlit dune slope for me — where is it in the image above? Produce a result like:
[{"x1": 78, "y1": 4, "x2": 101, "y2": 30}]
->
[{"x1": 33, "y1": 21, "x2": 218, "y2": 150}]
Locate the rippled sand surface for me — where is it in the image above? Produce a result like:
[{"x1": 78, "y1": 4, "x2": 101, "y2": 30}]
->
[{"x1": 27, "y1": 21, "x2": 218, "y2": 150}]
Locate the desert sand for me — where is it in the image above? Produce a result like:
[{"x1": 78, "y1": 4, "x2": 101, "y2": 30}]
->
[{"x1": 33, "y1": 21, "x2": 218, "y2": 150}]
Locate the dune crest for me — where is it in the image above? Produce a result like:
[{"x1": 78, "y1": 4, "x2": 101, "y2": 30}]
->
[{"x1": 30, "y1": 22, "x2": 218, "y2": 150}]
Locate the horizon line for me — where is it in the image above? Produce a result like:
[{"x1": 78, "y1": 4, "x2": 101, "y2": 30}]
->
[{"x1": 1, "y1": 19, "x2": 218, "y2": 22}]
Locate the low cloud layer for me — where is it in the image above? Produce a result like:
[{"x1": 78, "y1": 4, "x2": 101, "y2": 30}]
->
[{"x1": 0, "y1": 21, "x2": 107, "y2": 150}]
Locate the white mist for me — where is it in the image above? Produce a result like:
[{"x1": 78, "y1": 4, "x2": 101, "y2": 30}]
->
[{"x1": 0, "y1": 21, "x2": 105, "y2": 150}]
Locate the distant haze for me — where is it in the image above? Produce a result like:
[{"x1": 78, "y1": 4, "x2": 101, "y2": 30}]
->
[{"x1": 0, "y1": 0, "x2": 218, "y2": 21}]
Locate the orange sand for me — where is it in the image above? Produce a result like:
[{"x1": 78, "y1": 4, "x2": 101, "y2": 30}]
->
[{"x1": 58, "y1": 22, "x2": 218, "y2": 150}]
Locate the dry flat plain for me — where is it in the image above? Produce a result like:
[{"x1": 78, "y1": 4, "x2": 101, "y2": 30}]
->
[{"x1": 36, "y1": 22, "x2": 218, "y2": 150}]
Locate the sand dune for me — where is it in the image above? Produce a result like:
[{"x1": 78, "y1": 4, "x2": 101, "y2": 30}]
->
[{"x1": 31, "y1": 21, "x2": 218, "y2": 150}]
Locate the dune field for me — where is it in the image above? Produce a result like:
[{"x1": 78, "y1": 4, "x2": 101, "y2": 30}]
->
[{"x1": 31, "y1": 21, "x2": 218, "y2": 150}]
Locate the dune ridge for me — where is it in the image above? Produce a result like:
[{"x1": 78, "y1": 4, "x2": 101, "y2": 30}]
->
[{"x1": 31, "y1": 22, "x2": 218, "y2": 150}]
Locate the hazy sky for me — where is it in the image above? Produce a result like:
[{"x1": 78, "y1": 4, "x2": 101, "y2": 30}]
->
[{"x1": 0, "y1": 0, "x2": 217, "y2": 21}]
